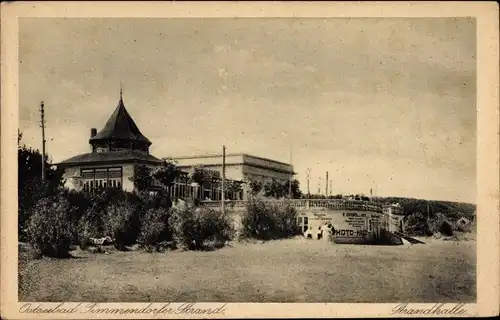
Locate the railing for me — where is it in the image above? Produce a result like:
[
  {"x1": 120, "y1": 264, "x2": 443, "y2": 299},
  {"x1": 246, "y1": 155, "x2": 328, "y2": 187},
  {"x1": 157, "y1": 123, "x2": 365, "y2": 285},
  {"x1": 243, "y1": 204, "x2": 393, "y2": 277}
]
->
[{"x1": 200, "y1": 199, "x2": 384, "y2": 213}]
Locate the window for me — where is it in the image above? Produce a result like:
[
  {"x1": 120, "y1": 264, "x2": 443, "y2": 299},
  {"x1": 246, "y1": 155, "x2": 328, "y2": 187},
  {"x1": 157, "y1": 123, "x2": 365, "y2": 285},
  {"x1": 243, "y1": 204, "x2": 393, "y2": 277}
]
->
[
  {"x1": 82, "y1": 169, "x2": 94, "y2": 179},
  {"x1": 80, "y1": 167, "x2": 123, "y2": 192}
]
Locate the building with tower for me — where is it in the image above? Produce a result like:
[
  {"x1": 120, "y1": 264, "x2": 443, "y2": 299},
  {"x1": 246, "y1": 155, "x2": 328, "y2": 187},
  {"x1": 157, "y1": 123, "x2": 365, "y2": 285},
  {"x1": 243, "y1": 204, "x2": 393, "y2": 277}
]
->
[
  {"x1": 56, "y1": 89, "x2": 294, "y2": 200},
  {"x1": 57, "y1": 90, "x2": 163, "y2": 192}
]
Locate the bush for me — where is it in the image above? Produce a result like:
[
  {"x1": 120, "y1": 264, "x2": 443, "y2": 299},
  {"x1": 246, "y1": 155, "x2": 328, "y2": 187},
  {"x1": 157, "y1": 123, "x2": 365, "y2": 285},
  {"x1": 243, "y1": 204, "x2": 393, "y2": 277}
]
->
[
  {"x1": 103, "y1": 200, "x2": 136, "y2": 251},
  {"x1": 438, "y1": 220, "x2": 454, "y2": 236},
  {"x1": 403, "y1": 212, "x2": 433, "y2": 236},
  {"x1": 75, "y1": 189, "x2": 172, "y2": 251},
  {"x1": 428, "y1": 212, "x2": 455, "y2": 236},
  {"x1": 455, "y1": 220, "x2": 473, "y2": 233},
  {"x1": 59, "y1": 189, "x2": 93, "y2": 244},
  {"x1": 241, "y1": 196, "x2": 300, "y2": 240},
  {"x1": 138, "y1": 207, "x2": 172, "y2": 252},
  {"x1": 25, "y1": 196, "x2": 74, "y2": 258},
  {"x1": 77, "y1": 206, "x2": 106, "y2": 250},
  {"x1": 169, "y1": 204, "x2": 234, "y2": 250}
]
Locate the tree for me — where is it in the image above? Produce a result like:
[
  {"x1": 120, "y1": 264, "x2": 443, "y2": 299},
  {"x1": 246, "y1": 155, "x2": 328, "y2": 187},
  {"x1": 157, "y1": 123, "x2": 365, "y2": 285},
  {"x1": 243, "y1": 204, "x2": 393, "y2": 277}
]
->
[
  {"x1": 153, "y1": 158, "x2": 182, "y2": 191},
  {"x1": 247, "y1": 178, "x2": 263, "y2": 196},
  {"x1": 225, "y1": 180, "x2": 244, "y2": 200},
  {"x1": 18, "y1": 133, "x2": 65, "y2": 240},
  {"x1": 26, "y1": 195, "x2": 74, "y2": 258},
  {"x1": 404, "y1": 212, "x2": 432, "y2": 236},
  {"x1": 263, "y1": 179, "x2": 285, "y2": 198},
  {"x1": 130, "y1": 164, "x2": 154, "y2": 193},
  {"x1": 289, "y1": 179, "x2": 302, "y2": 199},
  {"x1": 263, "y1": 179, "x2": 302, "y2": 199},
  {"x1": 188, "y1": 165, "x2": 219, "y2": 187}
]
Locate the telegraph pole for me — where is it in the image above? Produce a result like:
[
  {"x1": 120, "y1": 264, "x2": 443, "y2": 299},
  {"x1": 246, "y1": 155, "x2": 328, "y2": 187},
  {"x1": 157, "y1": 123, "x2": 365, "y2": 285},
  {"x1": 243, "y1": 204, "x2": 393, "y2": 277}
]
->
[
  {"x1": 40, "y1": 101, "x2": 46, "y2": 182},
  {"x1": 221, "y1": 145, "x2": 226, "y2": 213},
  {"x1": 329, "y1": 180, "x2": 332, "y2": 197},
  {"x1": 325, "y1": 171, "x2": 329, "y2": 197},
  {"x1": 288, "y1": 146, "x2": 292, "y2": 198},
  {"x1": 306, "y1": 168, "x2": 311, "y2": 198}
]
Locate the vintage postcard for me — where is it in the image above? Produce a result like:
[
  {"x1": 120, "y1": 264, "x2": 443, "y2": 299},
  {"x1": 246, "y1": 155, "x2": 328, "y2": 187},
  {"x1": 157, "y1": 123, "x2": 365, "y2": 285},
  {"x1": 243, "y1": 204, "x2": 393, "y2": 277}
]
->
[{"x1": 1, "y1": 1, "x2": 499, "y2": 319}]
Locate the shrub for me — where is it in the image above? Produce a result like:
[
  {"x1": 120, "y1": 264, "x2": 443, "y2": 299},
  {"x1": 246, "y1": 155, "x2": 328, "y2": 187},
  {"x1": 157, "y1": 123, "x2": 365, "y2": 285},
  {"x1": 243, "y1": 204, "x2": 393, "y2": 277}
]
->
[
  {"x1": 169, "y1": 204, "x2": 234, "y2": 250},
  {"x1": 241, "y1": 197, "x2": 299, "y2": 240},
  {"x1": 138, "y1": 207, "x2": 172, "y2": 252},
  {"x1": 438, "y1": 220, "x2": 454, "y2": 236},
  {"x1": 428, "y1": 212, "x2": 455, "y2": 236},
  {"x1": 455, "y1": 220, "x2": 473, "y2": 233},
  {"x1": 58, "y1": 189, "x2": 93, "y2": 244},
  {"x1": 77, "y1": 206, "x2": 106, "y2": 250},
  {"x1": 241, "y1": 197, "x2": 275, "y2": 240},
  {"x1": 25, "y1": 196, "x2": 74, "y2": 258},
  {"x1": 274, "y1": 200, "x2": 300, "y2": 237},
  {"x1": 103, "y1": 200, "x2": 136, "y2": 251},
  {"x1": 403, "y1": 212, "x2": 432, "y2": 236}
]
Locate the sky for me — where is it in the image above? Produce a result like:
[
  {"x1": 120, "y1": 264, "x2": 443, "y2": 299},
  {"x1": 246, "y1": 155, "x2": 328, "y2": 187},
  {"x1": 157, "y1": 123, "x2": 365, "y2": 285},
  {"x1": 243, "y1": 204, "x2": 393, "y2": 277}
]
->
[{"x1": 18, "y1": 18, "x2": 476, "y2": 203}]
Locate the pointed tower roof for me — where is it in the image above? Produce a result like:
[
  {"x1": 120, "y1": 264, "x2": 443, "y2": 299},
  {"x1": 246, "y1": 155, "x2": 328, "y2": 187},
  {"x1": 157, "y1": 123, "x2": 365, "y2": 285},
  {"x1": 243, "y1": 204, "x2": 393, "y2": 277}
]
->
[{"x1": 89, "y1": 94, "x2": 152, "y2": 146}]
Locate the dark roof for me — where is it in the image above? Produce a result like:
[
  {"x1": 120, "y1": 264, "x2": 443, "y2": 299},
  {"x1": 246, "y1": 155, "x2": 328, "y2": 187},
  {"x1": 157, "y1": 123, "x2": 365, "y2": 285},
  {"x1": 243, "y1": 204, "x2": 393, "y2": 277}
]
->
[
  {"x1": 89, "y1": 98, "x2": 151, "y2": 145},
  {"x1": 57, "y1": 149, "x2": 162, "y2": 166}
]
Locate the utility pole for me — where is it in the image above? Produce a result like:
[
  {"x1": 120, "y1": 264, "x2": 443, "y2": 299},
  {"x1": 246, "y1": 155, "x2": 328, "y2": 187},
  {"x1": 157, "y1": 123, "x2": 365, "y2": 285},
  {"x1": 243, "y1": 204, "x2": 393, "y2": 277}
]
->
[
  {"x1": 288, "y1": 146, "x2": 292, "y2": 198},
  {"x1": 306, "y1": 168, "x2": 311, "y2": 199},
  {"x1": 40, "y1": 101, "x2": 46, "y2": 182},
  {"x1": 221, "y1": 145, "x2": 226, "y2": 213},
  {"x1": 325, "y1": 171, "x2": 329, "y2": 197},
  {"x1": 329, "y1": 180, "x2": 332, "y2": 197}
]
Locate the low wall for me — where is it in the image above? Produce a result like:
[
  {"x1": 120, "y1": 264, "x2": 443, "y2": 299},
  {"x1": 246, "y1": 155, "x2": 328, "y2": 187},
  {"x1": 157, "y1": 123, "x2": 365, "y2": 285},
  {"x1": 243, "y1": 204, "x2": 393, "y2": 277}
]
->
[
  {"x1": 201, "y1": 199, "x2": 401, "y2": 245},
  {"x1": 298, "y1": 210, "x2": 385, "y2": 244},
  {"x1": 200, "y1": 199, "x2": 384, "y2": 213}
]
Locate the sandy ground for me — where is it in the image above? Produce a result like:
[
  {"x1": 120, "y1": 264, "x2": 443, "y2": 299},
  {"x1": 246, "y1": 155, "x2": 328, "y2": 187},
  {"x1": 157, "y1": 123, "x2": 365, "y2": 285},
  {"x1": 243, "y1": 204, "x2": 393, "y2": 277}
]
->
[{"x1": 19, "y1": 237, "x2": 476, "y2": 302}]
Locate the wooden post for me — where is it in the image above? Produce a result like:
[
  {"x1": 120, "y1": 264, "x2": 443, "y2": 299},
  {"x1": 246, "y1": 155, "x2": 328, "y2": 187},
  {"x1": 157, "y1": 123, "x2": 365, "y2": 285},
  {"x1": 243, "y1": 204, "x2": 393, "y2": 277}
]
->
[
  {"x1": 221, "y1": 145, "x2": 226, "y2": 213},
  {"x1": 40, "y1": 101, "x2": 46, "y2": 182},
  {"x1": 325, "y1": 171, "x2": 329, "y2": 197},
  {"x1": 288, "y1": 146, "x2": 292, "y2": 198},
  {"x1": 306, "y1": 168, "x2": 311, "y2": 199}
]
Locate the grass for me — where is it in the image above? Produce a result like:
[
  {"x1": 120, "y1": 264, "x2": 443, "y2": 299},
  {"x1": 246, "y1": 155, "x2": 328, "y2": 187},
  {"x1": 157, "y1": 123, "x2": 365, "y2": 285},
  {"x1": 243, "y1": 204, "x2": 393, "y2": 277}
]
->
[{"x1": 19, "y1": 237, "x2": 476, "y2": 302}]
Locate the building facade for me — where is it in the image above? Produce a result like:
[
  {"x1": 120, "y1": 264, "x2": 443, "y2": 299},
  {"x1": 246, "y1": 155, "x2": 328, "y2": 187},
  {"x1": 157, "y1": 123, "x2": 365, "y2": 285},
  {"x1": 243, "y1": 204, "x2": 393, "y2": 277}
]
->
[
  {"x1": 57, "y1": 92, "x2": 163, "y2": 192},
  {"x1": 56, "y1": 92, "x2": 292, "y2": 201},
  {"x1": 171, "y1": 153, "x2": 295, "y2": 199}
]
